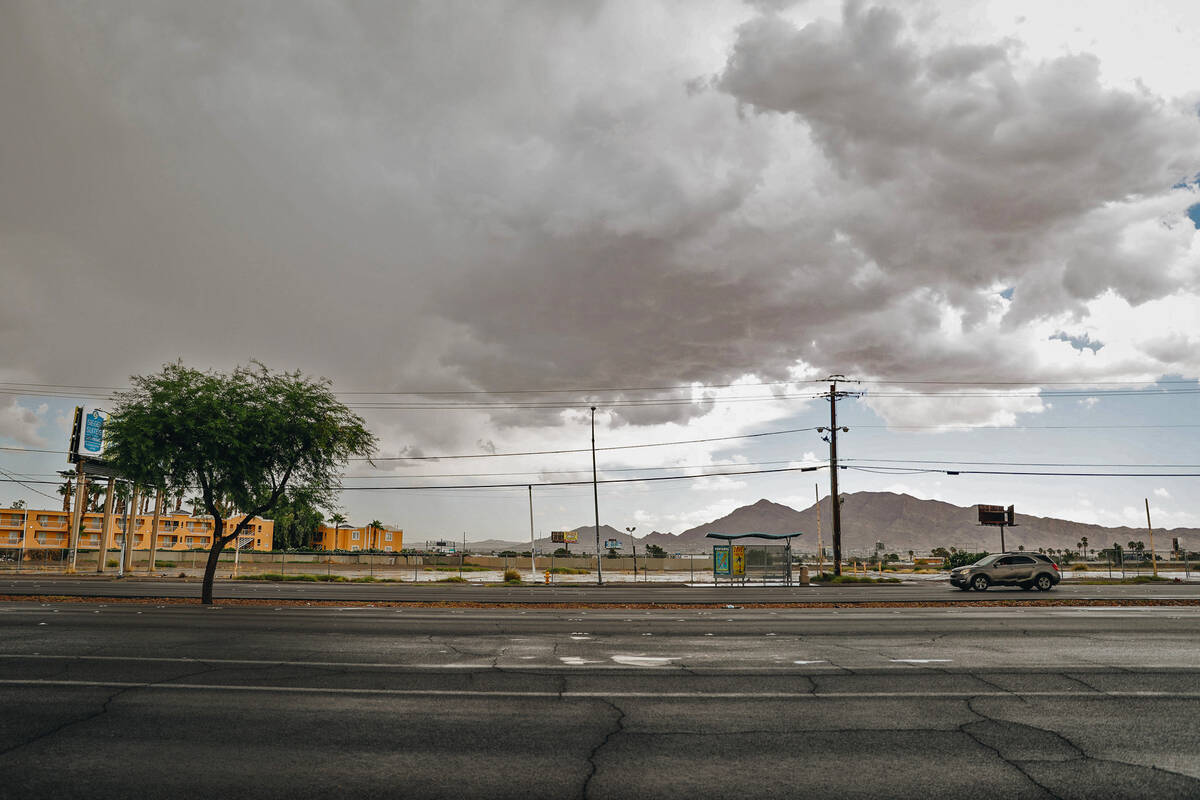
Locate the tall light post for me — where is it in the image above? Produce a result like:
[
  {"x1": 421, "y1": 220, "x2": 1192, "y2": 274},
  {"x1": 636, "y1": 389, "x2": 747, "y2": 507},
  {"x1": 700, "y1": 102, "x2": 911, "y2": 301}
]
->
[
  {"x1": 591, "y1": 406, "x2": 602, "y2": 586},
  {"x1": 626, "y1": 526, "x2": 636, "y2": 582}
]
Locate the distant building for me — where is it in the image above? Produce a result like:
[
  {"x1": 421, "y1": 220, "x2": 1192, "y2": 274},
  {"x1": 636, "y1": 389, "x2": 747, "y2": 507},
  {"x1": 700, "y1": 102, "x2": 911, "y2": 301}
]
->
[
  {"x1": 0, "y1": 507, "x2": 274, "y2": 558},
  {"x1": 312, "y1": 522, "x2": 402, "y2": 552}
]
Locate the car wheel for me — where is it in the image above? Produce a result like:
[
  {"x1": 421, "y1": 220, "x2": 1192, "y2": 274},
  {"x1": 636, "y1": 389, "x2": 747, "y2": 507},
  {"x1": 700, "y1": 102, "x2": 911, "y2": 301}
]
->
[
  {"x1": 971, "y1": 574, "x2": 990, "y2": 591},
  {"x1": 1034, "y1": 574, "x2": 1054, "y2": 591}
]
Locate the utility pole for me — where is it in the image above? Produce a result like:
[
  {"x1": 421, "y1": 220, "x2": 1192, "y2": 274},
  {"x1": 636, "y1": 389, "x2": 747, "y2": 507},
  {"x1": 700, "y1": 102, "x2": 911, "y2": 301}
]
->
[
  {"x1": 591, "y1": 406, "x2": 602, "y2": 586},
  {"x1": 67, "y1": 461, "x2": 86, "y2": 571},
  {"x1": 528, "y1": 485, "x2": 536, "y2": 580},
  {"x1": 1145, "y1": 498, "x2": 1158, "y2": 578},
  {"x1": 819, "y1": 377, "x2": 852, "y2": 576}
]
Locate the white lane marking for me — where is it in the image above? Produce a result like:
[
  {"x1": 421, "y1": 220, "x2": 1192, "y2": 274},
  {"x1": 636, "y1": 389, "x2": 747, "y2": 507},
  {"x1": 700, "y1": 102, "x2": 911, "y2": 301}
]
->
[
  {"x1": 610, "y1": 655, "x2": 677, "y2": 667},
  {"x1": 891, "y1": 659, "x2": 952, "y2": 664},
  {"x1": 570, "y1": 636, "x2": 592, "y2": 641},
  {"x1": 793, "y1": 660, "x2": 827, "y2": 665},
  {"x1": 3, "y1": 680, "x2": 1199, "y2": 699},
  {"x1": 3, "y1": 654, "x2": 1196, "y2": 671},
  {"x1": 559, "y1": 657, "x2": 602, "y2": 665}
]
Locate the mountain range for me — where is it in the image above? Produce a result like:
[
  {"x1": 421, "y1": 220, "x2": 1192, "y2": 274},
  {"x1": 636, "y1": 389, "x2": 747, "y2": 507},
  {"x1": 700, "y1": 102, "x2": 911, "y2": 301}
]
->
[{"x1": 469, "y1": 492, "x2": 1195, "y2": 555}]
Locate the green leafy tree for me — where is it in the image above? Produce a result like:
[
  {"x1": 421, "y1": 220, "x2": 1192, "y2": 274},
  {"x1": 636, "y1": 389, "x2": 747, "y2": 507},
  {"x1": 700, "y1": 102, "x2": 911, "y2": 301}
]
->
[
  {"x1": 945, "y1": 551, "x2": 989, "y2": 569},
  {"x1": 271, "y1": 491, "x2": 325, "y2": 550},
  {"x1": 644, "y1": 544, "x2": 666, "y2": 558},
  {"x1": 105, "y1": 362, "x2": 376, "y2": 604}
]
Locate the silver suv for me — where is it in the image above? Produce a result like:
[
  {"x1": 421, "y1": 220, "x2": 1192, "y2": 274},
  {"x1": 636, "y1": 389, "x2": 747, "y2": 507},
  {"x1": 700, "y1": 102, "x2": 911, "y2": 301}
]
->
[{"x1": 949, "y1": 552, "x2": 1060, "y2": 592}]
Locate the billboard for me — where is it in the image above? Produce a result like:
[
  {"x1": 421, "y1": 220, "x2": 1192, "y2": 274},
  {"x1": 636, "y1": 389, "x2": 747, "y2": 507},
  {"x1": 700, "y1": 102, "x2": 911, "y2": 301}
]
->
[
  {"x1": 713, "y1": 545, "x2": 730, "y2": 576},
  {"x1": 604, "y1": 539, "x2": 621, "y2": 549},
  {"x1": 978, "y1": 504, "x2": 1015, "y2": 526},
  {"x1": 69, "y1": 405, "x2": 109, "y2": 463},
  {"x1": 731, "y1": 545, "x2": 746, "y2": 576},
  {"x1": 550, "y1": 530, "x2": 579, "y2": 544}
]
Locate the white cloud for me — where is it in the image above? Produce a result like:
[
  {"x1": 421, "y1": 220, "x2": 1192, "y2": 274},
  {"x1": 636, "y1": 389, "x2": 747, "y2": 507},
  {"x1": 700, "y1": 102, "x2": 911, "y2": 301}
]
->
[
  {"x1": 0, "y1": 399, "x2": 47, "y2": 448},
  {"x1": 1154, "y1": 488, "x2": 1171, "y2": 499}
]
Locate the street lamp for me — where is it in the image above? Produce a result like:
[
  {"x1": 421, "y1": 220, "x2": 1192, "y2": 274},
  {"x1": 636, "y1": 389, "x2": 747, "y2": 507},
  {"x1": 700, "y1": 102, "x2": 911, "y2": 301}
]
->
[{"x1": 626, "y1": 526, "x2": 636, "y2": 582}]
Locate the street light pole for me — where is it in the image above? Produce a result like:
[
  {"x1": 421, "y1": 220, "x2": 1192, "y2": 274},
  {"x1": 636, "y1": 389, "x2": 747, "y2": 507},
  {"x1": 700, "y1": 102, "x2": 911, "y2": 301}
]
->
[
  {"x1": 528, "y1": 485, "x2": 536, "y2": 581},
  {"x1": 626, "y1": 526, "x2": 636, "y2": 581},
  {"x1": 591, "y1": 406, "x2": 602, "y2": 586}
]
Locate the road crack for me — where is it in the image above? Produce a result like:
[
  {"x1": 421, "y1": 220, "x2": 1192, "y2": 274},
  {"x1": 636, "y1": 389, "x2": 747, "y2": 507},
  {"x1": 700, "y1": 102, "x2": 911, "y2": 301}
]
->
[{"x1": 581, "y1": 698, "x2": 626, "y2": 800}]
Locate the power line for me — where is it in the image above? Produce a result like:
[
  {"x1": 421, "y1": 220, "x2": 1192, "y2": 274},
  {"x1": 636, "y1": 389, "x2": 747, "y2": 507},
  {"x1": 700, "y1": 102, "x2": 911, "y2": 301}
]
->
[
  {"x1": 361, "y1": 426, "x2": 822, "y2": 461},
  {"x1": 844, "y1": 458, "x2": 1200, "y2": 468},
  {"x1": 845, "y1": 466, "x2": 1200, "y2": 478},
  {"x1": 0, "y1": 463, "x2": 826, "y2": 492},
  {"x1": 0, "y1": 467, "x2": 60, "y2": 500}
]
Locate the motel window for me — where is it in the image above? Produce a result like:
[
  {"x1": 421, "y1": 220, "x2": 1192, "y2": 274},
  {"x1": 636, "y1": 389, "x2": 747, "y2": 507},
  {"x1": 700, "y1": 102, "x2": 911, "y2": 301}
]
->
[{"x1": 352, "y1": 531, "x2": 360, "y2": 541}]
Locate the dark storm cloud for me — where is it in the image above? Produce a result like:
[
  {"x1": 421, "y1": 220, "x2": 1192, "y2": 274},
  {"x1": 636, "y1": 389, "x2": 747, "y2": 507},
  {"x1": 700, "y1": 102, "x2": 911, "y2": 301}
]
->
[{"x1": 2, "y1": 1, "x2": 1198, "y2": 452}]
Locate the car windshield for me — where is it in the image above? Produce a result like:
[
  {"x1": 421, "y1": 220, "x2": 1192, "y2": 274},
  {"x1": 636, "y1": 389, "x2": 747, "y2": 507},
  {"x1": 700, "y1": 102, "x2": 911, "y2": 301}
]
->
[{"x1": 972, "y1": 554, "x2": 1000, "y2": 566}]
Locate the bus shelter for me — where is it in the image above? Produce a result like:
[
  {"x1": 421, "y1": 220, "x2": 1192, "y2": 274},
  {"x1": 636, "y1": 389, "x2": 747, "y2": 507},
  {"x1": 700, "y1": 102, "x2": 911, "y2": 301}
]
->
[{"x1": 706, "y1": 532, "x2": 803, "y2": 586}]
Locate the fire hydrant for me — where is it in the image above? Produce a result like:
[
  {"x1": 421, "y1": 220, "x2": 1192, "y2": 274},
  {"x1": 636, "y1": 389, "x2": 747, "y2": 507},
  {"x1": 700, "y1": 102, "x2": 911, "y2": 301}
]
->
[{"x1": 544, "y1": 570, "x2": 551, "y2": 584}]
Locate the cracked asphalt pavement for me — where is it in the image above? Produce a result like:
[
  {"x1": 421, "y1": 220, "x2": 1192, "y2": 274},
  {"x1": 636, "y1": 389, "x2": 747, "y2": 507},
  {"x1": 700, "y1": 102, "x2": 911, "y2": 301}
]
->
[{"x1": 2, "y1": 601, "x2": 1199, "y2": 798}]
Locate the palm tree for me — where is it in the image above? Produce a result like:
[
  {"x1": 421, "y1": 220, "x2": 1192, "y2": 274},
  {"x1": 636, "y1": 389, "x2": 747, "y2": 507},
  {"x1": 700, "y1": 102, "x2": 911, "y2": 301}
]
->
[
  {"x1": 368, "y1": 520, "x2": 384, "y2": 552},
  {"x1": 87, "y1": 483, "x2": 106, "y2": 512},
  {"x1": 1080, "y1": 536, "x2": 1089, "y2": 559},
  {"x1": 328, "y1": 513, "x2": 347, "y2": 552},
  {"x1": 57, "y1": 471, "x2": 74, "y2": 512}
]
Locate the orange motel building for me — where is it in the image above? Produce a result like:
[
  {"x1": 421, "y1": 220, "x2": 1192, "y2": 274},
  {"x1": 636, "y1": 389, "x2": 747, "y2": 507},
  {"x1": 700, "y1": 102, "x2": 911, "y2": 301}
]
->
[
  {"x1": 0, "y1": 507, "x2": 273, "y2": 557},
  {"x1": 312, "y1": 523, "x2": 403, "y2": 552}
]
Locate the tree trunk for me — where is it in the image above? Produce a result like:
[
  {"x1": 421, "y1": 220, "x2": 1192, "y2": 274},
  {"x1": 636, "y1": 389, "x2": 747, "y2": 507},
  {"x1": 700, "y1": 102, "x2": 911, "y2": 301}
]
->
[{"x1": 201, "y1": 516, "x2": 227, "y2": 605}]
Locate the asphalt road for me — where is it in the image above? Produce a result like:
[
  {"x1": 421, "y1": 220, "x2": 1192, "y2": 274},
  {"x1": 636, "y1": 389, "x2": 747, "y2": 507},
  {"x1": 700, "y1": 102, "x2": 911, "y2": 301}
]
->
[
  {"x1": 3, "y1": 574, "x2": 1200, "y2": 604},
  {"x1": 2, "y1": 600, "x2": 1199, "y2": 798}
]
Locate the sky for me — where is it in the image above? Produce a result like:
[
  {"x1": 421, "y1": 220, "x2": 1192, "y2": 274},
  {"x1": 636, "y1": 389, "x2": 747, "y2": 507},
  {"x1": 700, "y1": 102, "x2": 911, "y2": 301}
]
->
[{"x1": 2, "y1": 0, "x2": 1199, "y2": 547}]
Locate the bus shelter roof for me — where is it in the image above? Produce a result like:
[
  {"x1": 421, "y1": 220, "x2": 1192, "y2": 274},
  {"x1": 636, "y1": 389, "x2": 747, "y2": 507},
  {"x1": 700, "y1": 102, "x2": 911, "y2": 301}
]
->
[{"x1": 704, "y1": 532, "x2": 803, "y2": 541}]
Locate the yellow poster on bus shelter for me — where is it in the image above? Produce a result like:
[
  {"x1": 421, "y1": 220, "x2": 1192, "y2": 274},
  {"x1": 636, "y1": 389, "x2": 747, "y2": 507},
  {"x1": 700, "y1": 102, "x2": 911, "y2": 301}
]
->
[{"x1": 731, "y1": 545, "x2": 745, "y2": 576}]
